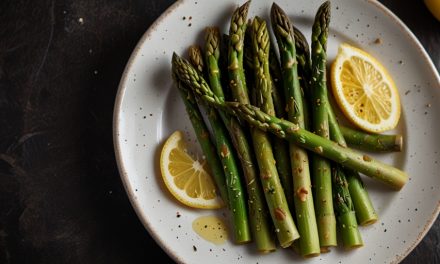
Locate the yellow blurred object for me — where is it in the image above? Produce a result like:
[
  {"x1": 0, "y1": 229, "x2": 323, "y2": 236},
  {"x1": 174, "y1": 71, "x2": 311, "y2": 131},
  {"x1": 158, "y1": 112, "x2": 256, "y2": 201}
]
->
[{"x1": 425, "y1": 0, "x2": 440, "y2": 21}]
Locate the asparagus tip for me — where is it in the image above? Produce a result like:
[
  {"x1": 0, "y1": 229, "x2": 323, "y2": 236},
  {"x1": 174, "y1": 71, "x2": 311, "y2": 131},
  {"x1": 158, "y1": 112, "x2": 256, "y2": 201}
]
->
[{"x1": 236, "y1": 0, "x2": 251, "y2": 15}]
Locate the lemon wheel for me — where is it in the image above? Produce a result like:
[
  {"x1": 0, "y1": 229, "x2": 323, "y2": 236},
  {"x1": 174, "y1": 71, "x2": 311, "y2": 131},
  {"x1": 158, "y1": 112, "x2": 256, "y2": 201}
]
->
[
  {"x1": 160, "y1": 131, "x2": 223, "y2": 209},
  {"x1": 331, "y1": 43, "x2": 401, "y2": 133}
]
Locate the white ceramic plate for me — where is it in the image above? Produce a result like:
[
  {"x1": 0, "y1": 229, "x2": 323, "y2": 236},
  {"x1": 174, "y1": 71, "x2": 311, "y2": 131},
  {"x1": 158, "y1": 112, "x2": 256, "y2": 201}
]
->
[{"x1": 113, "y1": 0, "x2": 440, "y2": 263}]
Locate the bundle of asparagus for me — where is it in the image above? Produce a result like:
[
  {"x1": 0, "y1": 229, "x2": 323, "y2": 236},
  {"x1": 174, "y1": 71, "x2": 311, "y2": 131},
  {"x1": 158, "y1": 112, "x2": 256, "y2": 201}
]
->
[{"x1": 170, "y1": 0, "x2": 407, "y2": 256}]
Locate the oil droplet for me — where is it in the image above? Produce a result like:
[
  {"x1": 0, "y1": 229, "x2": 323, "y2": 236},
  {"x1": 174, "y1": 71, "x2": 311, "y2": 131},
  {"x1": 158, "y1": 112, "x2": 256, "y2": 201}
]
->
[{"x1": 192, "y1": 215, "x2": 228, "y2": 245}]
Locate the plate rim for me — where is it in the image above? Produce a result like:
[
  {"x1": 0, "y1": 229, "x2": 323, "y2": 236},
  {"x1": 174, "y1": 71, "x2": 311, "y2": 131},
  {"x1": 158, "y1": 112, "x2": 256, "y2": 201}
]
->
[
  {"x1": 113, "y1": 1, "x2": 440, "y2": 263},
  {"x1": 113, "y1": 1, "x2": 185, "y2": 263}
]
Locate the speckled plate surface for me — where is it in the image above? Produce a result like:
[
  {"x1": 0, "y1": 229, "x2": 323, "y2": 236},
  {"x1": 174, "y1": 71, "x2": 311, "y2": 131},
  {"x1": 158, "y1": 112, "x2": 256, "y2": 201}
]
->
[{"x1": 113, "y1": 0, "x2": 440, "y2": 263}]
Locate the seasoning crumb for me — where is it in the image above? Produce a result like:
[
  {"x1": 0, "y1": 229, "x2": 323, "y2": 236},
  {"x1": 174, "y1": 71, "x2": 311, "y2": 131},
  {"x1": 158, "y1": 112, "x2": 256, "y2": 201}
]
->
[
  {"x1": 78, "y1": 17, "x2": 84, "y2": 24},
  {"x1": 374, "y1": 38, "x2": 382, "y2": 44},
  {"x1": 183, "y1": 16, "x2": 186, "y2": 20},
  {"x1": 297, "y1": 187, "x2": 309, "y2": 202},
  {"x1": 176, "y1": 212, "x2": 181, "y2": 218},
  {"x1": 426, "y1": 103, "x2": 432, "y2": 108},
  {"x1": 189, "y1": 16, "x2": 192, "y2": 20},
  {"x1": 193, "y1": 245, "x2": 197, "y2": 252},
  {"x1": 405, "y1": 90, "x2": 411, "y2": 95},
  {"x1": 399, "y1": 60, "x2": 403, "y2": 64},
  {"x1": 188, "y1": 23, "x2": 192, "y2": 27}
]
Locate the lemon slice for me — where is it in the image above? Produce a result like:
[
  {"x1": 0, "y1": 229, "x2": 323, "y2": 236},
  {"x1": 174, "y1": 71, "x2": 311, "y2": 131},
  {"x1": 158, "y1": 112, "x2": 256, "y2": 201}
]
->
[
  {"x1": 160, "y1": 130, "x2": 223, "y2": 209},
  {"x1": 331, "y1": 43, "x2": 401, "y2": 133}
]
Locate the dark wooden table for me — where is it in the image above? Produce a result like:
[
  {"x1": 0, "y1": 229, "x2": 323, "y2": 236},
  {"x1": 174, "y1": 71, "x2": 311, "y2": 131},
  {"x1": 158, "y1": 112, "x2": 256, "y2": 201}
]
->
[{"x1": 0, "y1": 1, "x2": 438, "y2": 263}]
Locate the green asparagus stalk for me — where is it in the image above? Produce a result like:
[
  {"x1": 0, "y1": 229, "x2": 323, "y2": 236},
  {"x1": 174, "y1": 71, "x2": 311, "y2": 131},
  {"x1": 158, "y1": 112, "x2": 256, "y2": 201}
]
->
[
  {"x1": 327, "y1": 103, "x2": 378, "y2": 226},
  {"x1": 204, "y1": 27, "x2": 275, "y2": 252},
  {"x1": 309, "y1": 1, "x2": 337, "y2": 250},
  {"x1": 243, "y1": 21, "x2": 257, "y2": 106},
  {"x1": 292, "y1": 24, "x2": 378, "y2": 226},
  {"x1": 292, "y1": 25, "x2": 312, "y2": 131},
  {"x1": 188, "y1": 46, "x2": 251, "y2": 244},
  {"x1": 292, "y1": 25, "x2": 312, "y2": 91},
  {"x1": 228, "y1": 3, "x2": 298, "y2": 247},
  {"x1": 246, "y1": 18, "x2": 294, "y2": 209},
  {"x1": 339, "y1": 125, "x2": 403, "y2": 152},
  {"x1": 249, "y1": 17, "x2": 300, "y2": 248},
  {"x1": 268, "y1": 41, "x2": 294, "y2": 209},
  {"x1": 294, "y1": 16, "x2": 368, "y2": 243},
  {"x1": 172, "y1": 75, "x2": 228, "y2": 204},
  {"x1": 332, "y1": 166, "x2": 363, "y2": 248},
  {"x1": 271, "y1": 3, "x2": 320, "y2": 257},
  {"x1": 171, "y1": 53, "x2": 409, "y2": 190},
  {"x1": 228, "y1": 1, "x2": 251, "y2": 104}
]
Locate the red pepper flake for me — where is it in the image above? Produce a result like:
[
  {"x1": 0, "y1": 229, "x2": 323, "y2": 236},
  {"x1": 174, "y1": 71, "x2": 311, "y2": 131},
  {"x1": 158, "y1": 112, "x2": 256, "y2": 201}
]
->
[
  {"x1": 261, "y1": 171, "x2": 271, "y2": 179},
  {"x1": 363, "y1": 155, "x2": 372, "y2": 162},
  {"x1": 315, "y1": 146, "x2": 323, "y2": 154},
  {"x1": 297, "y1": 187, "x2": 309, "y2": 202},
  {"x1": 220, "y1": 144, "x2": 229, "y2": 158},
  {"x1": 274, "y1": 208, "x2": 286, "y2": 220}
]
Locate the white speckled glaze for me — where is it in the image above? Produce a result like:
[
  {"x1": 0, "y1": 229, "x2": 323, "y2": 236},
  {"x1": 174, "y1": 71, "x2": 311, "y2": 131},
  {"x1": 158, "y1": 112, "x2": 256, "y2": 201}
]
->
[{"x1": 113, "y1": 0, "x2": 440, "y2": 263}]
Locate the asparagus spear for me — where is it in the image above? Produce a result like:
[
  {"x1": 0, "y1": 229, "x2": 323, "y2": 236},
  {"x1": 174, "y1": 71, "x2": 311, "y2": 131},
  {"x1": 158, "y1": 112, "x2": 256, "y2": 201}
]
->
[
  {"x1": 246, "y1": 18, "x2": 294, "y2": 209},
  {"x1": 268, "y1": 41, "x2": 294, "y2": 209},
  {"x1": 249, "y1": 17, "x2": 300, "y2": 248},
  {"x1": 271, "y1": 3, "x2": 320, "y2": 257},
  {"x1": 292, "y1": 25, "x2": 312, "y2": 131},
  {"x1": 292, "y1": 24, "x2": 378, "y2": 226},
  {"x1": 328, "y1": 103, "x2": 378, "y2": 226},
  {"x1": 172, "y1": 75, "x2": 228, "y2": 204},
  {"x1": 171, "y1": 53, "x2": 408, "y2": 190},
  {"x1": 188, "y1": 46, "x2": 251, "y2": 244},
  {"x1": 228, "y1": 1, "x2": 251, "y2": 104},
  {"x1": 310, "y1": 1, "x2": 337, "y2": 250},
  {"x1": 228, "y1": 3, "x2": 298, "y2": 247},
  {"x1": 332, "y1": 166, "x2": 363, "y2": 248},
  {"x1": 204, "y1": 27, "x2": 275, "y2": 252},
  {"x1": 338, "y1": 125, "x2": 403, "y2": 152}
]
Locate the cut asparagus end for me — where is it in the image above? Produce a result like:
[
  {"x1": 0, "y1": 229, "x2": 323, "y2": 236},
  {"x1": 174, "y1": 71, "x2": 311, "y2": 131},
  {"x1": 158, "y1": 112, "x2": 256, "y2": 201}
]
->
[
  {"x1": 395, "y1": 134, "x2": 403, "y2": 152},
  {"x1": 339, "y1": 211, "x2": 364, "y2": 249}
]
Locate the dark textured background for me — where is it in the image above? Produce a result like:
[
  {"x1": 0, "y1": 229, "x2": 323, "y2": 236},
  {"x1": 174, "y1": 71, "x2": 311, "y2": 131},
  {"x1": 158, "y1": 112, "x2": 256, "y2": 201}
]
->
[{"x1": 0, "y1": 0, "x2": 438, "y2": 263}]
